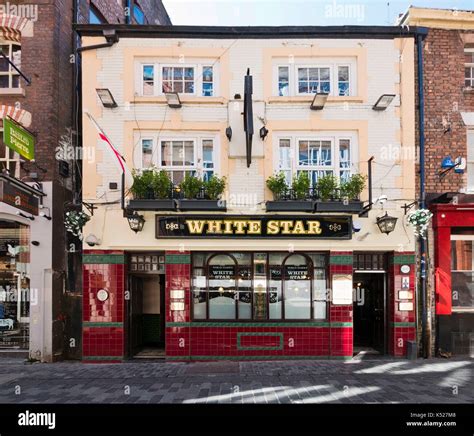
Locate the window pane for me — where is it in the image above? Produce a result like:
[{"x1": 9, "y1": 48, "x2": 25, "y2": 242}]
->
[
  {"x1": 162, "y1": 81, "x2": 172, "y2": 93},
  {"x1": 162, "y1": 67, "x2": 171, "y2": 80},
  {"x1": 320, "y1": 68, "x2": 330, "y2": 80},
  {"x1": 339, "y1": 139, "x2": 351, "y2": 169},
  {"x1": 298, "y1": 81, "x2": 308, "y2": 94},
  {"x1": 11, "y1": 75, "x2": 19, "y2": 88},
  {"x1": 279, "y1": 139, "x2": 291, "y2": 170},
  {"x1": 308, "y1": 68, "x2": 318, "y2": 80},
  {"x1": 298, "y1": 141, "x2": 308, "y2": 165},
  {"x1": 319, "y1": 141, "x2": 332, "y2": 166},
  {"x1": 238, "y1": 267, "x2": 252, "y2": 319},
  {"x1": 338, "y1": 66, "x2": 349, "y2": 81},
  {"x1": 184, "y1": 81, "x2": 194, "y2": 93},
  {"x1": 0, "y1": 46, "x2": 8, "y2": 71},
  {"x1": 172, "y1": 141, "x2": 183, "y2": 165},
  {"x1": 338, "y1": 82, "x2": 349, "y2": 96},
  {"x1": 184, "y1": 141, "x2": 194, "y2": 165},
  {"x1": 208, "y1": 256, "x2": 236, "y2": 319},
  {"x1": 184, "y1": 67, "x2": 194, "y2": 79},
  {"x1": 173, "y1": 81, "x2": 183, "y2": 93},
  {"x1": 452, "y1": 272, "x2": 474, "y2": 308},
  {"x1": 298, "y1": 68, "x2": 307, "y2": 80},
  {"x1": 202, "y1": 82, "x2": 213, "y2": 96},
  {"x1": 284, "y1": 255, "x2": 311, "y2": 319},
  {"x1": 269, "y1": 267, "x2": 282, "y2": 319},
  {"x1": 452, "y1": 240, "x2": 473, "y2": 270},
  {"x1": 173, "y1": 68, "x2": 183, "y2": 79},
  {"x1": 161, "y1": 141, "x2": 172, "y2": 166},
  {"x1": 308, "y1": 81, "x2": 319, "y2": 93},
  {"x1": 143, "y1": 82, "x2": 154, "y2": 96},
  {"x1": 203, "y1": 66, "x2": 213, "y2": 82},
  {"x1": 320, "y1": 81, "x2": 331, "y2": 93},
  {"x1": 193, "y1": 268, "x2": 207, "y2": 319},
  {"x1": 143, "y1": 65, "x2": 154, "y2": 81},
  {"x1": 142, "y1": 139, "x2": 153, "y2": 168},
  {"x1": 0, "y1": 76, "x2": 9, "y2": 88}
]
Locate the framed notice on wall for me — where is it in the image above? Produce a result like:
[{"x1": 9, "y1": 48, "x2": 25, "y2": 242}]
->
[{"x1": 332, "y1": 274, "x2": 353, "y2": 305}]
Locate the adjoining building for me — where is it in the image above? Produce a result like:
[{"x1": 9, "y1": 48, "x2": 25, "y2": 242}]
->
[
  {"x1": 76, "y1": 24, "x2": 424, "y2": 362},
  {"x1": 0, "y1": 0, "x2": 170, "y2": 362},
  {"x1": 399, "y1": 7, "x2": 474, "y2": 358}
]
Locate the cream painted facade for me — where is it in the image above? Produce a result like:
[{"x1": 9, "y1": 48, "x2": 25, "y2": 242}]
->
[{"x1": 80, "y1": 30, "x2": 417, "y2": 252}]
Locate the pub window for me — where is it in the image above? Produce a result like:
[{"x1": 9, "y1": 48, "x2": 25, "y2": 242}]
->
[
  {"x1": 465, "y1": 49, "x2": 474, "y2": 88},
  {"x1": 192, "y1": 252, "x2": 328, "y2": 321},
  {"x1": 0, "y1": 119, "x2": 21, "y2": 177},
  {"x1": 276, "y1": 134, "x2": 357, "y2": 187},
  {"x1": 0, "y1": 41, "x2": 21, "y2": 89},
  {"x1": 451, "y1": 236, "x2": 474, "y2": 310}
]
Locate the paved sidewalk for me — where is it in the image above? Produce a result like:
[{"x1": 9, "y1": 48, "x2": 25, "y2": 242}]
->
[{"x1": 0, "y1": 357, "x2": 471, "y2": 404}]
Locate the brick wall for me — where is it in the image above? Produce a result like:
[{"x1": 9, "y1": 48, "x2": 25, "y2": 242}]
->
[{"x1": 420, "y1": 28, "x2": 474, "y2": 195}]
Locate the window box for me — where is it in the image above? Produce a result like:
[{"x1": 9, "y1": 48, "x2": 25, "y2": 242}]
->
[
  {"x1": 177, "y1": 199, "x2": 227, "y2": 211},
  {"x1": 128, "y1": 199, "x2": 176, "y2": 211},
  {"x1": 266, "y1": 200, "x2": 315, "y2": 212},
  {"x1": 315, "y1": 200, "x2": 363, "y2": 213}
]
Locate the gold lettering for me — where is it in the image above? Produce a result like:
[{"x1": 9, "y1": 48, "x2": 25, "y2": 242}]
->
[
  {"x1": 292, "y1": 221, "x2": 306, "y2": 235},
  {"x1": 279, "y1": 221, "x2": 294, "y2": 234},
  {"x1": 233, "y1": 220, "x2": 247, "y2": 234},
  {"x1": 206, "y1": 220, "x2": 223, "y2": 234},
  {"x1": 247, "y1": 220, "x2": 261, "y2": 234},
  {"x1": 267, "y1": 220, "x2": 280, "y2": 235},
  {"x1": 307, "y1": 221, "x2": 322, "y2": 235},
  {"x1": 223, "y1": 220, "x2": 234, "y2": 235},
  {"x1": 185, "y1": 220, "x2": 206, "y2": 234}
]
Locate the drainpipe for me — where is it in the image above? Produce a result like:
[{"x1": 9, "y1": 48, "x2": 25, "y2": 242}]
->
[
  {"x1": 125, "y1": 0, "x2": 132, "y2": 24},
  {"x1": 417, "y1": 32, "x2": 427, "y2": 358}
]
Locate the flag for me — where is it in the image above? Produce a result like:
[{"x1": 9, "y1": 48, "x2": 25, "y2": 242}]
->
[{"x1": 85, "y1": 111, "x2": 134, "y2": 189}]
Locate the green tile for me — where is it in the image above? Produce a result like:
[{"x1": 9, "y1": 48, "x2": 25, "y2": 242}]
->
[
  {"x1": 83, "y1": 322, "x2": 123, "y2": 328},
  {"x1": 166, "y1": 321, "x2": 331, "y2": 328},
  {"x1": 391, "y1": 322, "x2": 416, "y2": 327},
  {"x1": 392, "y1": 255, "x2": 415, "y2": 265},
  {"x1": 329, "y1": 255, "x2": 353, "y2": 265},
  {"x1": 83, "y1": 254, "x2": 125, "y2": 264},
  {"x1": 165, "y1": 254, "x2": 191, "y2": 264}
]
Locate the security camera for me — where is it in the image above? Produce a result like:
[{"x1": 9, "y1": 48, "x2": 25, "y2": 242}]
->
[
  {"x1": 376, "y1": 195, "x2": 388, "y2": 204},
  {"x1": 85, "y1": 234, "x2": 101, "y2": 247}
]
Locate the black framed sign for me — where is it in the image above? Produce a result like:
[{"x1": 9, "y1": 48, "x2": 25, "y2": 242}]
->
[{"x1": 156, "y1": 215, "x2": 352, "y2": 239}]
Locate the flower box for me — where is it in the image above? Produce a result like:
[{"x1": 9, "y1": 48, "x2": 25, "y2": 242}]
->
[
  {"x1": 177, "y1": 200, "x2": 227, "y2": 211},
  {"x1": 128, "y1": 199, "x2": 176, "y2": 211},
  {"x1": 266, "y1": 200, "x2": 315, "y2": 212}
]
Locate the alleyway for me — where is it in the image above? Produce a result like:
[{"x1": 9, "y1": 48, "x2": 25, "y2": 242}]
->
[{"x1": 0, "y1": 357, "x2": 471, "y2": 404}]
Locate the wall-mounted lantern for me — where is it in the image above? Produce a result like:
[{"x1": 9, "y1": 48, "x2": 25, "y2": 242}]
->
[
  {"x1": 127, "y1": 210, "x2": 145, "y2": 233},
  {"x1": 376, "y1": 212, "x2": 398, "y2": 235}
]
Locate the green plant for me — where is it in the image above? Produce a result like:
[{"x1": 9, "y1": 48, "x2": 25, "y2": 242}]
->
[
  {"x1": 291, "y1": 172, "x2": 311, "y2": 200},
  {"x1": 266, "y1": 172, "x2": 288, "y2": 199},
  {"x1": 131, "y1": 169, "x2": 155, "y2": 199},
  {"x1": 340, "y1": 174, "x2": 366, "y2": 200},
  {"x1": 152, "y1": 170, "x2": 173, "y2": 199},
  {"x1": 179, "y1": 174, "x2": 203, "y2": 199},
  {"x1": 316, "y1": 174, "x2": 339, "y2": 201},
  {"x1": 64, "y1": 210, "x2": 90, "y2": 240},
  {"x1": 204, "y1": 175, "x2": 226, "y2": 200}
]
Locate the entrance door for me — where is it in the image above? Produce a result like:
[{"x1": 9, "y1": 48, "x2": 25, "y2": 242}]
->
[
  {"x1": 128, "y1": 275, "x2": 144, "y2": 357},
  {"x1": 353, "y1": 273, "x2": 386, "y2": 353}
]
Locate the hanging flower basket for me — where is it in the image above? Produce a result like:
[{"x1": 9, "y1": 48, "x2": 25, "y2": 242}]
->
[
  {"x1": 407, "y1": 208, "x2": 433, "y2": 239},
  {"x1": 65, "y1": 211, "x2": 90, "y2": 240}
]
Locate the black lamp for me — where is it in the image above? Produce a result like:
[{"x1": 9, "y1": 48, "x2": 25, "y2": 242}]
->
[
  {"x1": 127, "y1": 211, "x2": 145, "y2": 233},
  {"x1": 225, "y1": 126, "x2": 232, "y2": 141},
  {"x1": 259, "y1": 126, "x2": 269, "y2": 140},
  {"x1": 376, "y1": 212, "x2": 398, "y2": 235}
]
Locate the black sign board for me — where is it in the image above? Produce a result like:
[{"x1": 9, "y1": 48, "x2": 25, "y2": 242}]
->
[
  {"x1": 270, "y1": 266, "x2": 309, "y2": 280},
  {"x1": 0, "y1": 180, "x2": 39, "y2": 215},
  {"x1": 156, "y1": 215, "x2": 351, "y2": 239},
  {"x1": 209, "y1": 265, "x2": 235, "y2": 280}
]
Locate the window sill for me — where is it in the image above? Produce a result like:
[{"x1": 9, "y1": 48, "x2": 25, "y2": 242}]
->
[
  {"x1": 267, "y1": 96, "x2": 364, "y2": 104},
  {"x1": 133, "y1": 95, "x2": 227, "y2": 105},
  {"x1": 0, "y1": 88, "x2": 25, "y2": 96}
]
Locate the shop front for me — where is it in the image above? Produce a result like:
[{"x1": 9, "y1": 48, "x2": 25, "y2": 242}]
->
[{"x1": 82, "y1": 214, "x2": 417, "y2": 362}]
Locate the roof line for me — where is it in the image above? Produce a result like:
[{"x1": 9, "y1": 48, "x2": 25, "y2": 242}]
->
[{"x1": 74, "y1": 24, "x2": 428, "y2": 39}]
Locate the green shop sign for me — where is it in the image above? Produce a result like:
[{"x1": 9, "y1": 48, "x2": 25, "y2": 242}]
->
[{"x1": 2, "y1": 117, "x2": 35, "y2": 161}]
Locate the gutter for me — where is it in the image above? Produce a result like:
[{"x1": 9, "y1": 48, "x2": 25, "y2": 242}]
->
[{"x1": 76, "y1": 29, "x2": 119, "y2": 53}]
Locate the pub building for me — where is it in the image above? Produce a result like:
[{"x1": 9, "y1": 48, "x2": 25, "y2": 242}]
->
[{"x1": 78, "y1": 24, "x2": 423, "y2": 362}]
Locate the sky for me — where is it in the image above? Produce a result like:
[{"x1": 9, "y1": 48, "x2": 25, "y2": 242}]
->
[{"x1": 162, "y1": 0, "x2": 474, "y2": 26}]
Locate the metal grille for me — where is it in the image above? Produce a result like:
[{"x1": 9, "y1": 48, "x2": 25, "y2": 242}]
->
[{"x1": 353, "y1": 253, "x2": 386, "y2": 271}]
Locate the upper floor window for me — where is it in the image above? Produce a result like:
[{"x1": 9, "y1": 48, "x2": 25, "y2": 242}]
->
[
  {"x1": 0, "y1": 42, "x2": 21, "y2": 89},
  {"x1": 138, "y1": 62, "x2": 217, "y2": 97},
  {"x1": 465, "y1": 49, "x2": 474, "y2": 88},
  {"x1": 468, "y1": 130, "x2": 474, "y2": 192},
  {"x1": 274, "y1": 60, "x2": 356, "y2": 97},
  {"x1": 133, "y1": 2, "x2": 146, "y2": 25},
  {"x1": 0, "y1": 119, "x2": 21, "y2": 177},
  {"x1": 275, "y1": 133, "x2": 357, "y2": 186},
  {"x1": 89, "y1": 4, "x2": 106, "y2": 24},
  {"x1": 136, "y1": 133, "x2": 218, "y2": 184}
]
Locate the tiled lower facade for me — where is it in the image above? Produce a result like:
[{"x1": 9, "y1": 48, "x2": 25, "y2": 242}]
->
[{"x1": 81, "y1": 250, "x2": 416, "y2": 362}]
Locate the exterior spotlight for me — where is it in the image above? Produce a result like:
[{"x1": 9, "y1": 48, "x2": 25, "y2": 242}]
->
[
  {"x1": 126, "y1": 210, "x2": 145, "y2": 233},
  {"x1": 164, "y1": 92, "x2": 182, "y2": 108},
  {"x1": 310, "y1": 92, "x2": 329, "y2": 110},
  {"x1": 16, "y1": 211, "x2": 35, "y2": 221},
  {"x1": 96, "y1": 89, "x2": 118, "y2": 108},
  {"x1": 259, "y1": 126, "x2": 269, "y2": 140},
  {"x1": 39, "y1": 211, "x2": 51, "y2": 220},
  {"x1": 372, "y1": 94, "x2": 396, "y2": 111},
  {"x1": 31, "y1": 241, "x2": 40, "y2": 246},
  {"x1": 376, "y1": 212, "x2": 398, "y2": 235},
  {"x1": 225, "y1": 126, "x2": 232, "y2": 141}
]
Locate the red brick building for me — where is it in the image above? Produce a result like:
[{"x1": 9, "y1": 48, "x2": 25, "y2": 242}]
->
[
  {"x1": 400, "y1": 7, "x2": 474, "y2": 357},
  {"x1": 0, "y1": 0, "x2": 170, "y2": 361}
]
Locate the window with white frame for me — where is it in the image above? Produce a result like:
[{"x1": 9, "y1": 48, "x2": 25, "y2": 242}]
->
[
  {"x1": 138, "y1": 61, "x2": 217, "y2": 97},
  {"x1": 276, "y1": 133, "x2": 357, "y2": 186},
  {"x1": 0, "y1": 41, "x2": 21, "y2": 89},
  {"x1": 274, "y1": 59, "x2": 355, "y2": 97},
  {"x1": 0, "y1": 119, "x2": 21, "y2": 177},
  {"x1": 465, "y1": 49, "x2": 474, "y2": 88},
  {"x1": 468, "y1": 130, "x2": 474, "y2": 192},
  {"x1": 136, "y1": 134, "x2": 217, "y2": 184}
]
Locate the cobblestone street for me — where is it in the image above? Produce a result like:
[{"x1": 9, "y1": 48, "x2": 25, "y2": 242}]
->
[{"x1": 0, "y1": 357, "x2": 472, "y2": 404}]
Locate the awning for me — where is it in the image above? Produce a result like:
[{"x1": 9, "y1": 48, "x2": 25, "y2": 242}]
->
[
  {"x1": 0, "y1": 105, "x2": 32, "y2": 128},
  {"x1": 0, "y1": 14, "x2": 31, "y2": 42}
]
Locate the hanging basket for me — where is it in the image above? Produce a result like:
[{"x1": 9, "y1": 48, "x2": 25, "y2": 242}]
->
[
  {"x1": 65, "y1": 210, "x2": 90, "y2": 240},
  {"x1": 407, "y1": 208, "x2": 433, "y2": 239}
]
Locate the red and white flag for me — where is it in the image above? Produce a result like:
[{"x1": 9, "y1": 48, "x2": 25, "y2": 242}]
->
[{"x1": 85, "y1": 112, "x2": 134, "y2": 189}]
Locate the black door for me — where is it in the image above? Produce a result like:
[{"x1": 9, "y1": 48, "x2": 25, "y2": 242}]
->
[
  {"x1": 353, "y1": 273, "x2": 386, "y2": 353},
  {"x1": 159, "y1": 274, "x2": 166, "y2": 346}
]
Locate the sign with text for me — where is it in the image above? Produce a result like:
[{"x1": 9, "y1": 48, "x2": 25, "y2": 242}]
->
[
  {"x1": 209, "y1": 265, "x2": 235, "y2": 280},
  {"x1": 0, "y1": 180, "x2": 39, "y2": 215},
  {"x1": 2, "y1": 118, "x2": 35, "y2": 161},
  {"x1": 156, "y1": 215, "x2": 351, "y2": 239}
]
